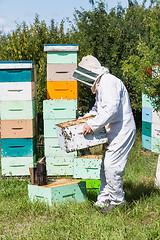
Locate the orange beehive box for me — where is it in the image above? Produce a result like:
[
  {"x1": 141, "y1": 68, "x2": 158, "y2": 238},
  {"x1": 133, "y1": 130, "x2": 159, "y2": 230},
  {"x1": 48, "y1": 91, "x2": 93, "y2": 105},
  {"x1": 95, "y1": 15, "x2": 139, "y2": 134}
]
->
[
  {"x1": 1, "y1": 119, "x2": 36, "y2": 138},
  {"x1": 47, "y1": 81, "x2": 78, "y2": 100}
]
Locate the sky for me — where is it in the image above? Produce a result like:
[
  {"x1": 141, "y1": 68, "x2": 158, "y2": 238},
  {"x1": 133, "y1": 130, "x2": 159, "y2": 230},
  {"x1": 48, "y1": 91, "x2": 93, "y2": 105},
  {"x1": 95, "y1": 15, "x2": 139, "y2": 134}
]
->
[{"x1": 0, "y1": 0, "x2": 151, "y2": 33}]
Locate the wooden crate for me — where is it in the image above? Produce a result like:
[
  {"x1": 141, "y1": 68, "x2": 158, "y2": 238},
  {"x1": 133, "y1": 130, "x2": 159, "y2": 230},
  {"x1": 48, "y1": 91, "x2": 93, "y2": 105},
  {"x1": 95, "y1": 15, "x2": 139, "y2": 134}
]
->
[
  {"x1": 1, "y1": 137, "x2": 36, "y2": 157},
  {"x1": 73, "y1": 155, "x2": 102, "y2": 179},
  {"x1": 28, "y1": 178, "x2": 86, "y2": 205},
  {"x1": 142, "y1": 107, "x2": 152, "y2": 122},
  {"x1": 44, "y1": 137, "x2": 77, "y2": 157},
  {"x1": 0, "y1": 82, "x2": 36, "y2": 101},
  {"x1": 47, "y1": 81, "x2": 78, "y2": 100},
  {"x1": 47, "y1": 64, "x2": 77, "y2": 81},
  {"x1": 1, "y1": 100, "x2": 36, "y2": 120},
  {"x1": 1, "y1": 155, "x2": 36, "y2": 176},
  {"x1": 142, "y1": 121, "x2": 152, "y2": 137},
  {"x1": 46, "y1": 157, "x2": 74, "y2": 176},
  {"x1": 1, "y1": 119, "x2": 36, "y2": 138},
  {"x1": 43, "y1": 99, "x2": 77, "y2": 119}
]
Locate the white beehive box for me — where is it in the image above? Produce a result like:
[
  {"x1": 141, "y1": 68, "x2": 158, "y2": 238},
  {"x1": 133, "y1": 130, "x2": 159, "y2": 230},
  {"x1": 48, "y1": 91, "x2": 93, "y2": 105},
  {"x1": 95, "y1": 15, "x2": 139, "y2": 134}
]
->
[{"x1": 55, "y1": 117, "x2": 108, "y2": 152}]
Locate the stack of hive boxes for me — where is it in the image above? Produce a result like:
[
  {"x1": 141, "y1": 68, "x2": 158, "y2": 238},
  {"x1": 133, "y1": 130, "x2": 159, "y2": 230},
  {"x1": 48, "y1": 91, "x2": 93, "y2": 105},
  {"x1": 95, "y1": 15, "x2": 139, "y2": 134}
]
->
[
  {"x1": 0, "y1": 61, "x2": 37, "y2": 176},
  {"x1": 142, "y1": 93, "x2": 160, "y2": 154},
  {"x1": 43, "y1": 44, "x2": 79, "y2": 176}
]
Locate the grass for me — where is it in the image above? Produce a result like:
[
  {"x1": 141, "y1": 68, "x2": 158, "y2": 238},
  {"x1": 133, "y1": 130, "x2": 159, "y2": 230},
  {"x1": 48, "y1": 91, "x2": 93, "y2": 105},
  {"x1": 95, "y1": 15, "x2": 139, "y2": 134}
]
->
[{"x1": 0, "y1": 130, "x2": 160, "y2": 240}]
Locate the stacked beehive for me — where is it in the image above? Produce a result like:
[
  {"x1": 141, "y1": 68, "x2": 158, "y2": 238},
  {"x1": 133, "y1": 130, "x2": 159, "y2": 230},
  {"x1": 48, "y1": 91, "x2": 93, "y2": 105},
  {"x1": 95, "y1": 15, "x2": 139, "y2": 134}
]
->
[
  {"x1": 0, "y1": 61, "x2": 37, "y2": 176},
  {"x1": 43, "y1": 44, "x2": 79, "y2": 176},
  {"x1": 142, "y1": 93, "x2": 160, "y2": 153}
]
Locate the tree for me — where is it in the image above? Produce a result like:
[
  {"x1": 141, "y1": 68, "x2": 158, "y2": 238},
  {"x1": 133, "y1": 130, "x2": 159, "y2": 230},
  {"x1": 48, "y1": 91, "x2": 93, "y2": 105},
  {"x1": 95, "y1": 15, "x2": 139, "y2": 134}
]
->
[
  {"x1": 70, "y1": 1, "x2": 152, "y2": 121},
  {"x1": 122, "y1": 2, "x2": 160, "y2": 111}
]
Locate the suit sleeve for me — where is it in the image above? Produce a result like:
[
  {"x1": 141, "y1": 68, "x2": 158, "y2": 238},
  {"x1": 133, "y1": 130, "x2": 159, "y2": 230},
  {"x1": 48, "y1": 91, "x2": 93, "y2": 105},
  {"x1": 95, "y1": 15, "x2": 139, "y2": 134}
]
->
[{"x1": 86, "y1": 76, "x2": 121, "y2": 131}]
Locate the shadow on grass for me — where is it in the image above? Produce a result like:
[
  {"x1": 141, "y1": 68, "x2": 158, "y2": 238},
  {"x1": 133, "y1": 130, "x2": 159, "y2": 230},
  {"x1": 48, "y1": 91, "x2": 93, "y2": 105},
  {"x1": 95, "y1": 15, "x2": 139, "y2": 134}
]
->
[
  {"x1": 124, "y1": 180, "x2": 160, "y2": 203},
  {"x1": 86, "y1": 189, "x2": 99, "y2": 202},
  {"x1": 86, "y1": 181, "x2": 160, "y2": 204}
]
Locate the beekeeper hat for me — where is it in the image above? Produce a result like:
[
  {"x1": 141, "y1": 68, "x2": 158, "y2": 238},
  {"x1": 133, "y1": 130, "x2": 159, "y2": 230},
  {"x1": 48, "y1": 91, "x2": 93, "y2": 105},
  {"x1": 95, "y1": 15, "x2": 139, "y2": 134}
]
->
[{"x1": 73, "y1": 55, "x2": 109, "y2": 93}]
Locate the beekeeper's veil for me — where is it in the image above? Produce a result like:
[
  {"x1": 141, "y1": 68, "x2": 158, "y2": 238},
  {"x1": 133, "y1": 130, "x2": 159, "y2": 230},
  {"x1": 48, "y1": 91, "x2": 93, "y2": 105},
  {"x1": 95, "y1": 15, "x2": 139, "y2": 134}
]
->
[{"x1": 73, "y1": 55, "x2": 109, "y2": 94}]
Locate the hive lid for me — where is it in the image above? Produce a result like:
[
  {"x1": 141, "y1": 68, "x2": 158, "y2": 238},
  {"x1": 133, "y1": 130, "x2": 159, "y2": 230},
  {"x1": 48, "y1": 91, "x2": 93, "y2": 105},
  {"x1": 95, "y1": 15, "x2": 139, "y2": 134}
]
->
[
  {"x1": 0, "y1": 61, "x2": 36, "y2": 69},
  {"x1": 44, "y1": 44, "x2": 79, "y2": 52},
  {"x1": 31, "y1": 178, "x2": 82, "y2": 188}
]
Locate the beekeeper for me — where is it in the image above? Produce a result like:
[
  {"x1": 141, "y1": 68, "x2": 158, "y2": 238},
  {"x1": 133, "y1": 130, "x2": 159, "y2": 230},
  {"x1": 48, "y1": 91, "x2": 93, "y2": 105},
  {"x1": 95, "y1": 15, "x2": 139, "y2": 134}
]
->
[{"x1": 73, "y1": 55, "x2": 136, "y2": 214}]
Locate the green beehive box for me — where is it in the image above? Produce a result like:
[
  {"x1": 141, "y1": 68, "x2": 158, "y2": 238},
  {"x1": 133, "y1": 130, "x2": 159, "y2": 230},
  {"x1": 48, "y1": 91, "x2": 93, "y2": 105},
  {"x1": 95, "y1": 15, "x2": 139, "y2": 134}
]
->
[
  {"x1": 43, "y1": 99, "x2": 77, "y2": 120},
  {"x1": 1, "y1": 155, "x2": 36, "y2": 176},
  {"x1": 44, "y1": 118, "x2": 76, "y2": 138},
  {"x1": 44, "y1": 137, "x2": 77, "y2": 157},
  {"x1": 142, "y1": 94, "x2": 154, "y2": 109},
  {"x1": 47, "y1": 52, "x2": 78, "y2": 64},
  {"x1": 1, "y1": 100, "x2": 36, "y2": 120},
  {"x1": 73, "y1": 155, "x2": 102, "y2": 179},
  {"x1": 46, "y1": 156, "x2": 74, "y2": 176},
  {"x1": 28, "y1": 178, "x2": 86, "y2": 205}
]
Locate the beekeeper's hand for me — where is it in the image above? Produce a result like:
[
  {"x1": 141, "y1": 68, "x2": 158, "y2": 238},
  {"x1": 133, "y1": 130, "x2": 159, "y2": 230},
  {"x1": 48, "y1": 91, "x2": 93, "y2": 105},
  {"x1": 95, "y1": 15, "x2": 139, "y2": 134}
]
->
[{"x1": 83, "y1": 123, "x2": 93, "y2": 135}]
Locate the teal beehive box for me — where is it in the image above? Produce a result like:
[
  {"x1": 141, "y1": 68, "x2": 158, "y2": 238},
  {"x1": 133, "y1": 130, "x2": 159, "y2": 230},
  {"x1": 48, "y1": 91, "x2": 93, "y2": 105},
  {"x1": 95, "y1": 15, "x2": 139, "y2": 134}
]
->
[
  {"x1": 142, "y1": 121, "x2": 152, "y2": 137},
  {"x1": 28, "y1": 178, "x2": 86, "y2": 205},
  {"x1": 1, "y1": 137, "x2": 36, "y2": 157},
  {"x1": 0, "y1": 61, "x2": 36, "y2": 82}
]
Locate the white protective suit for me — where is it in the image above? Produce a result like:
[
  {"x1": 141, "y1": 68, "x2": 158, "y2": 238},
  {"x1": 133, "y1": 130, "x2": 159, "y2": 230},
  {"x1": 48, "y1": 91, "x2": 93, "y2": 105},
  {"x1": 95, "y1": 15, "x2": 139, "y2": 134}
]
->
[{"x1": 73, "y1": 55, "x2": 136, "y2": 206}]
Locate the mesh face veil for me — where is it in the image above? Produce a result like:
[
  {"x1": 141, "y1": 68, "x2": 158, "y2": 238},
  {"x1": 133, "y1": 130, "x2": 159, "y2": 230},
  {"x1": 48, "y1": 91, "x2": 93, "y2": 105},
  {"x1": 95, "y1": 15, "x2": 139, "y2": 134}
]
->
[{"x1": 73, "y1": 55, "x2": 109, "y2": 93}]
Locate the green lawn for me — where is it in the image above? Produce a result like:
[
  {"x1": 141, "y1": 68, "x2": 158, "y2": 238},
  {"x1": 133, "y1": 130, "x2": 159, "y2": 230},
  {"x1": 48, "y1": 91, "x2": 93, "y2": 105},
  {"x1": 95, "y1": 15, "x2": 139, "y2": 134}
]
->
[{"x1": 0, "y1": 131, "x2": 160, "y2": 240}]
